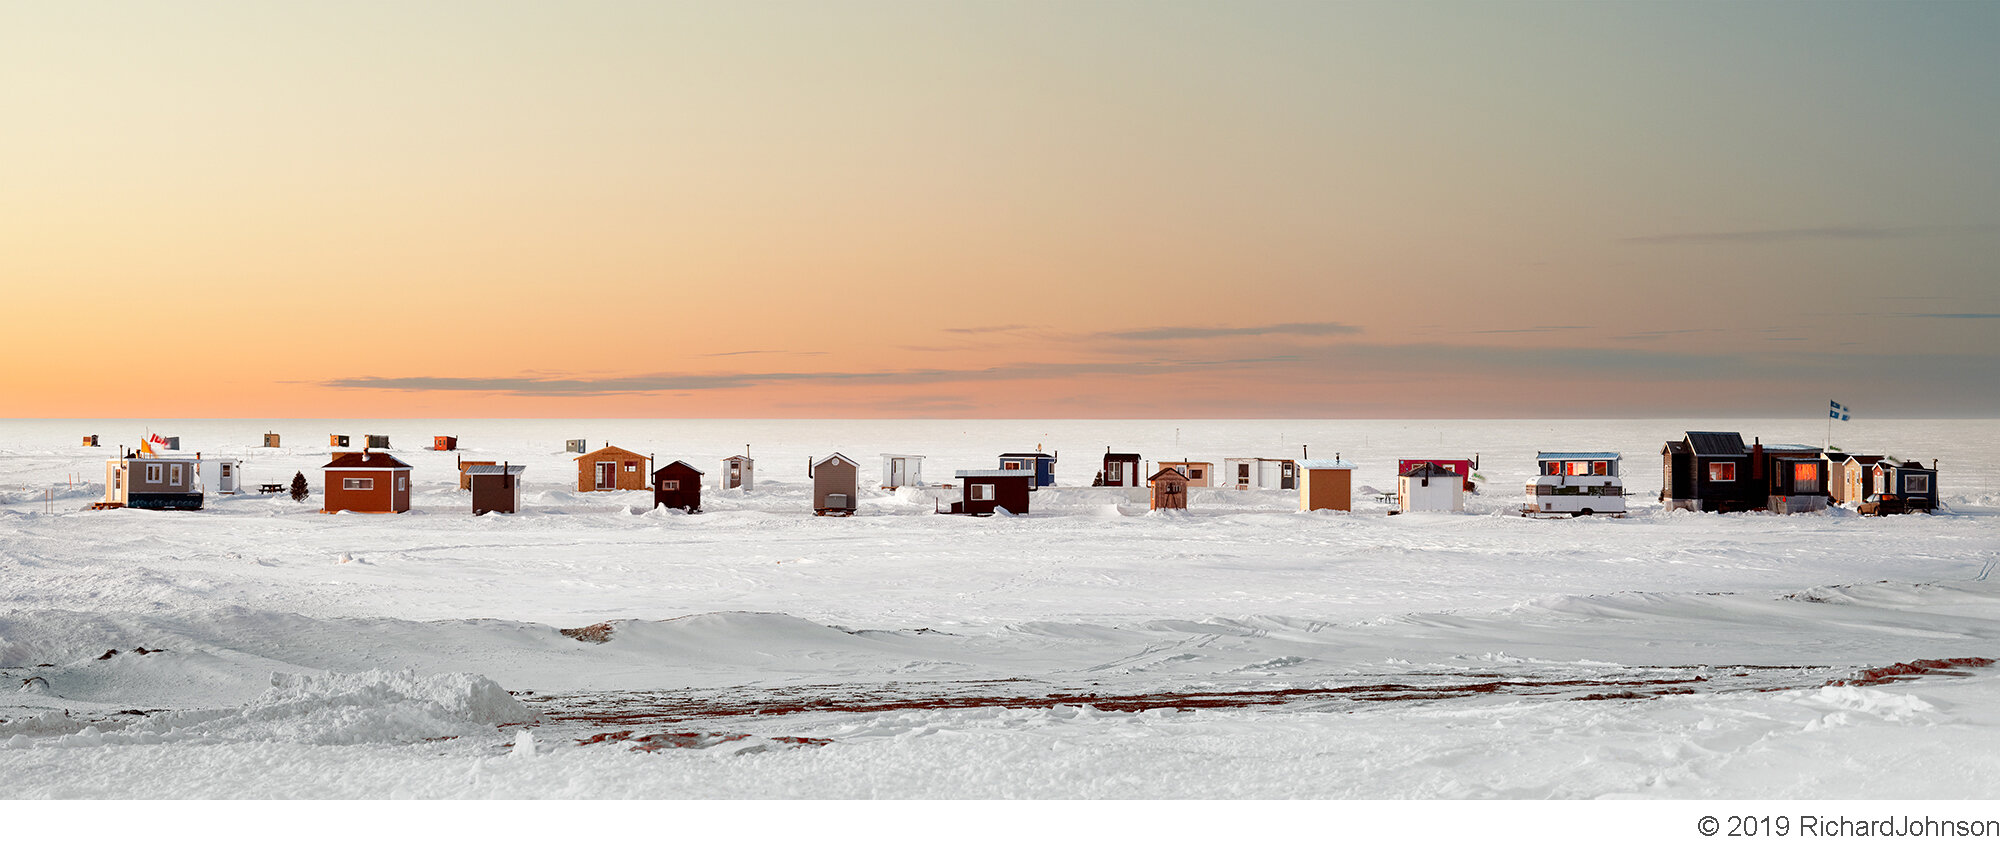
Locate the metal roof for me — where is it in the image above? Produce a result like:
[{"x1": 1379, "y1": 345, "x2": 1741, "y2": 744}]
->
[
  {"x1": 462, "y1": 464, "x2": 525, "y2": 476},
  {"x1": 323, "y1": 452, "x2": 412, "y2": 469},
  {"x1": 1300, "y1": 459, "x2": 1357, "y2": 470},
  {"x1": 999, "y1": 452, "x2": 1052, "y2": 459},
  {"x1": 1762, "y1": 444, "x2": 1820, "y2": 453},
  {"x1": 1536, "y1": 451, "x2": 1620, "y2": 461},
  {"x1": 1684, "y1": 431, "x2": 1747, "y2": 455},
  {"x1": 956, "y1": 469, "x2": 1036, "y2": 478}
]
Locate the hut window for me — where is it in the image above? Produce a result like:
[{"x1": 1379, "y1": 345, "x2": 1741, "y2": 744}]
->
[
  {"x1": 344, "y1": 478, "x2": 374, "y2": 490},
  {"x1": 221, "y1": 464, "x2": 233, "y2": 478},
  {"x1": 398, "y1": 476, "x2": 407, "y2": 492},
  {"x1": 972, "y1": 484, "x2": 995, "y2": 501},
  {"x1": 1708, "y1": 462, "x2": 1737, "y2": 482},
  {"x1": 1905, "y1": 475, "x2": 1929, "y2": 494},
  {"x1": 146, "y1": 464, "x2": 162, "y2": 483},
  {"x1": 662, "y1": 480, "x2": 680, "y2": 491},
  {"x1": 1237, "y1": 465, "x2": 1251, "y2": 484},
  {"x1": 1003, "y1": 461, "x2": 1022, "y2": 470},
  {"x1": 625, "y1": 462, "x2": 637, "y2": 473},
  {"x1": 1105, "y1": 464, "x2": 1121, "y2": 482},
  {"x1": 1592, "y1": 461, "x2": 1609, "y2": 476},
  {"x1": 170, "y1": 464, "x2": 182, "y2": 486},
  {"x1": 1190, "y1": 467, "x2": 1203, "y2": 480}
]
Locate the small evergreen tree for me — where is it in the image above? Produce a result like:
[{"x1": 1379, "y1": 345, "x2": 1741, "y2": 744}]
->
[{"x1": 289, "y1": 471, "x2": 309, "y2": 503}]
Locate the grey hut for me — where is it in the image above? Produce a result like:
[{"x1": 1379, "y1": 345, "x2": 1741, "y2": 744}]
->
[
  {"x1": 719, "y1": 454, "x2": 755, "y2": 491},
  {"x1": 810, "y1": 453, "x2": 859, "y2": 515},
  {"x1": 565, "y1": 439, "x2": 587, "y2": 454},
  {"x1": 465, "y1": 463, "x2": 524, "y2": 515},
  {"x1": 365, "y1": 434, "x2": 390, "y2": 449}
]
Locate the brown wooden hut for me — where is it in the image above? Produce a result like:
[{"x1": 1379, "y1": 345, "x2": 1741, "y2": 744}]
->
[
  {"x1": 262, "y1": 433, "x2": 281, "y2": 448},
  {"x1": 943, "y1": 469, "x2": 1033, "y2": 515},
  {"x1": 574, "y1": 445, "x2": 649, "y2": 492},
  {"x1": 811, "y1": 453, "x2": 859, "y2": 515},
  {"x1": 1149, "y1": 467, "x2": 1190, "y2": 510},
  {"x1": 433, "y1": 436, "x2": 458, "y2": 451},
  {"x1": 1299, "y1": 458, "x2": 1355, "y2": 512},
  {"x1": 652, "y1": 461, "x2": 704, "y2": 512},
  {"x1": 322, "y1": 451, "x2": 411, "y2": 514},
  {"x1": 465, "y1": 463, "x2": 523, "y2": 515}
]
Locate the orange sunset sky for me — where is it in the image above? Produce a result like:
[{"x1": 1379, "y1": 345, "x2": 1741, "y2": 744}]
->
[{"x1": 3, "y1": 2, "x2": 1996, "y2": 418}]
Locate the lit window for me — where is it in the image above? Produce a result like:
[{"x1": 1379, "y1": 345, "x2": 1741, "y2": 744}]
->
[
  {"x1": 1567, "y1": 461, "x2": 1590, "y2": 476},
  {"x1": 1708, "y1": 462, "x2": 1737, "y2": 482},
  {"x1": 1003, "y1": 461, "x2": 1022, "y2": 470},
  {"x1": 1545, "y1": 462, "x2": 1562, "y2": 475},
  {"x1": 1592, "y1": 461, "x2": 1609, "y2": 476}
]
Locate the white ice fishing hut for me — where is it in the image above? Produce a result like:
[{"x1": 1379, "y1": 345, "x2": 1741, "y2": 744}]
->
[
  {"x1": 719, "y1": 455, "x2": 755, "y2": 491},
  {"x1": 1396, "y1": 462, "x2": 1464, "y2": 513},
  {"x1": 198, "y1": 458, "x2": 243, "y2": 495},
  {"x1": 880, "y1": 454, "x2": 925, "y2": 489}
]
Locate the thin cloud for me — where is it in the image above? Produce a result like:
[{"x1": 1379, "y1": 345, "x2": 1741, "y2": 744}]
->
[
  {"x1": 1622, "y1": 225, "x2": 1983, "y2": 245},
  {"x1": 1100, "y1": 322, "x2": 1361, "y2": 341},
  {"x1": 1466, "y1": 325, "x2": 1593, "y2": 335},
  {"x1": 701, "y1": 349, "x2": 826, "y2": 357},
  {"x1": 1904, "y1": 313, "x2": 2000, "y2": 319},
  {"x1": 943, "y1": 324, "x2": 1040, "y2": 334},
  {"x1": 324, "y1": 359, "x2": 1286, "y2": 397}
]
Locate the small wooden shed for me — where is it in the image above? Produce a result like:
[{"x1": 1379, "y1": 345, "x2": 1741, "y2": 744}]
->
[
  {"x1": 719, "y1": 455, "x2": 755, "y2": 491},
  {"x1": 330, "y1": 434, "x2": 350, "y2": 447},
  {"x1": 574, "y1": 445, "x2": 649, "y2": 492},
  {"x1": 1833, "y1": 453, "x2": 1886, "y2": 506},
  {"x1": 1149, "y1": 467, "x2": 1190, "y2": 510},
  {"x1": 322, "y1": 451, "x2": 411, "y2": 514},
  {"x1": 262, "y1": 433, "x2": 281, "y2": 448},
  {"x1": 810, "y1": 453, "x2": 859, "y2": 515},
  {"x1": 1396, "y1": 462, "x2": 1463, "y2": 513},
  {"x1": 880, "y1": 454, "x2": 925, "y2": 490},
  {"x1": 433, "y1": 436, "x2": 458, "y2": 451},
  {"x1": 1097, "y1": 451, "x2": 1142, "y2": 488},
  {"x1": 1299, "y1": 458, "x2": 1356, "y2": 512},
  {"x1": 943, "y1": 469, "x2": 1033, "y2": 515},
  {"x1": 1157, "y1": 460, "x2": 1215, "y2": 487},
  {"x1": 82, "y1": 435, "x2": 99, "y2": 447},
  {"x1": 652, "y1": 461, "x2": 704, "y2": 512},
  {"x1": 465, "y1": 463, "x2": 524, "y2": 515}
]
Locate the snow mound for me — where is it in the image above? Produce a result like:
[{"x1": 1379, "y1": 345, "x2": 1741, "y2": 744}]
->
[{"x1": 110, "y1": 669, "x2": 538, "y2": 746}]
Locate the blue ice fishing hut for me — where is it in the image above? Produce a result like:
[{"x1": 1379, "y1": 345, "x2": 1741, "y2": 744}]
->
[{"x1": 998, "y1": 450, "x2": 1058, "y2": 489}]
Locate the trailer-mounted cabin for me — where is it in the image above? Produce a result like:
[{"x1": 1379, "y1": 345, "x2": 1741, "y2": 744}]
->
[
  {"x1": 1299, "y1": 458, "x2": 1356, "y2": 512},
  {"x1": 810, "y1": 453, "x2": 860, "y2": 515},
  {"x1": 1156, "y1": 460, "x2": 1214, "y2": 488},
  {"x1": 321, "y1": 451, "x2": 411, "y2": 514},
  {"x1": 98, "y1": 454, "x2": 204, "y2": 510},
  {"x1": 652, "y1": 461, "x2": 704, "y2": 513},
  {"x1": 1149, "y1": 467, "x2": 1190, "y2": 510},
  {"x1": 1525, "y1": 452, "x2": 1625, "y2": 517},
  {"x1": 1396, "y1": 458, "x2": 1477, "y2": 492},
  {"x1": 880, "y1": 454, "x2": 925, "y2": 490},
  {"x1": 719, "y1": 455, "x2": 755, "y2": 491},
  {"x1": 1221, "y1": 458, "x2": 1293, "y2": 490},
  {"x1": 465, "y1": 463, "x2": 523, "y2": 515},
  {"x1": 1862, "y1": 460, "x2": 1938, "y2": 515},
  {"x1": 1096, "y1": 451, "x2": 1142, "y2": 488},
  {"x1": 1762, "y1": 444, "x2": 1830, "y2": 514},
  {"x1": 1396, "y1": 462, "x2": 1464, "y2": 513},
  {"x1": 941, "y1": 469, "x2": 1033, "y2": 515},
  {"x1": 999, "y1": 452, "x2": 1057, "y2": 489},
  {"x1": 574, "y1": 445, "x2": 649, "y2": 492}
]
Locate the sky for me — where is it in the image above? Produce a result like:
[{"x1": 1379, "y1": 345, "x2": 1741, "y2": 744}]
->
[{"x1": 3, "y1": 1, "x2": 1996, "y2": 419}]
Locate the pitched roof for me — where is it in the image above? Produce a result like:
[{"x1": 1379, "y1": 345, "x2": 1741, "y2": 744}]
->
[
  {"x1": 575, "y1": 445, "x2": 646, "y2": 462},
  {"x1": 651, "y1": 460, "x2": 704, "y2": 476},
  {"x1": 1148, "y1": 467, "x2": 1190, "y2": 482},
  {"x1": 463, "y1": 464, "x2": 525, "y2": 476},
  {"x1": 1685, "y1": 431, "x2": 1747, "y2": 456},
  {"x1": 1399, "y1": 461, "x2": 1461, "y2": 478},
  {"x1": 956, "y1": 469, "x2": 1035, "y2": 478},
  {"x1": 814, "y1": 452, "x2": 856, "y2": 468},
  {"x1": 323, "y1": 452, "x2": 411, "y2": 470}
]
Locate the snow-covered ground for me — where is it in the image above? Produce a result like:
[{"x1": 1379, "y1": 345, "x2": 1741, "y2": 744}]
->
[{"x1": 3, "y1": 418, "x2": 1996, "y2": 798}]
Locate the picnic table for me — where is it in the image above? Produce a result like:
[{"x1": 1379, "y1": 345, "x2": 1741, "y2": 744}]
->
[{"x1": 258, "y1": 483, "x2": 286, "y2": 494}]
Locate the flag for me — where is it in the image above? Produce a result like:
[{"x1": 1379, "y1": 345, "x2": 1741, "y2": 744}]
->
[
  {"x1": 1829, "y1": 401, "x2": 1850, "y2": 422},
  {"x1": 138, "y1": 438, "x2": 155, "y2": 455}
]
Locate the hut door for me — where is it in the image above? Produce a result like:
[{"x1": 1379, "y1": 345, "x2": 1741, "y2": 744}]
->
[
  {"x1": 596, "y1": 462, "x2": 615, "y2": 490},
  {"x1": 890, "y1": 457, "x2": 905, "y2": 486},
  {"x1": 729, "y1": 463, "x2": 741, "y2": 488}
]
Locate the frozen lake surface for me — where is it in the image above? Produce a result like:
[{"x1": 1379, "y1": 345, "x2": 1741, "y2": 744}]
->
[{"x1": 3, "y1": 418, "x2": 1997, "y2": 798}]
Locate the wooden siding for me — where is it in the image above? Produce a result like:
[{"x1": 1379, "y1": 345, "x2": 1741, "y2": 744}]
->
[{"x1": 574, "y1": 446, "x2": 649, "y2": 492}]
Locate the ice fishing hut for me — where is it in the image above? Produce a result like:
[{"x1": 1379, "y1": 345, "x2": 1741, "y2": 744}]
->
[
  {"x1": 198, "y1": 458, "x2": 243, "y2": 496},
  {"x1": 1149, "y1": 467, "x2": 1190, "y2": 510},
  {"x1": 1862, "y1": 460, "x2": 1938, "y2": 514},
  {"x1": 321, "y1": 451, "x2": 411, "y2": 514},
  {"x1": 433, "y1": 436, "x2": 458, "y2": 451},
  {"x1": 1221, "y1": 458, "x2": 1292, "y2": 490},
  {"x1": 1524, "y1": 452, "x2": 1626, "y2": 517},
  {"x1": 1156, "y1": 460, "x2": 1215, "y2": 487},
  {"x1": 1396, "y1": 457, "x2": 1478, "y2": 492},
  {"x1": 1825, "y1": 452, "x2": 1883, "y2": 506},
  {"x1": 652, "y1": 461, "x2": 704, "y2": 512},
  {"x1": 565, "y1": 439, "x2": 587, "y2": 454},
  {"x1": 97, "y1": 452, "x2": 204, "y2": 510},
  {"x1": 1661, "y1": 431, "x2": 1753, "y2": 512},
  {"x1": 82, "y1": 435, "x2": 99, "y2": 447},
  {"x1": 330, "y1": 434, "x2": 350, "y2": 448},
  {"x1": 465, "y1": 463, "x2": 523, "y2": 515},
  {"x1": 1762, "y1": 444, "x2": 1830, "y2": 514},
  {"x1": 1298, "y1": 457, "x2": 1356, "y2": 512},
  {"x1": 574, "y1": 445, "x2": 649, "y2": 492},
  {"x1": 365, "y1": 435, "x2": 390, "y2": 450},
  {"x1": 941, "y1": 469, "x2": 1033, "y2": 515},
  {"x1": 880, "y1": 454, "x2": 926, "y2": 490},
  {"x1": 810, "y1": 453, "x2": 859, "y2": 515},
  {"x1": 999, "y1": 451, "x2": 1057, "y2": 489},
  {"x1": 1395, "y1": 462, "x2": 1464, "y2": 513},
  {"x1": 1096, "y1": 450, "x2": 1143, "y2": 488},
  {"x1": 262, "y1": 433, "x2": 281, "y2": 448},
  {"x1": 719, "y1": 455, "x2": 755, "y2": 491}
]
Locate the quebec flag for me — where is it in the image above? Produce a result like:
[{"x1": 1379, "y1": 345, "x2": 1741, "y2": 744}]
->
[{"x1": 1830, "y1": 401, "x2": 1851, "y2": 421}]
